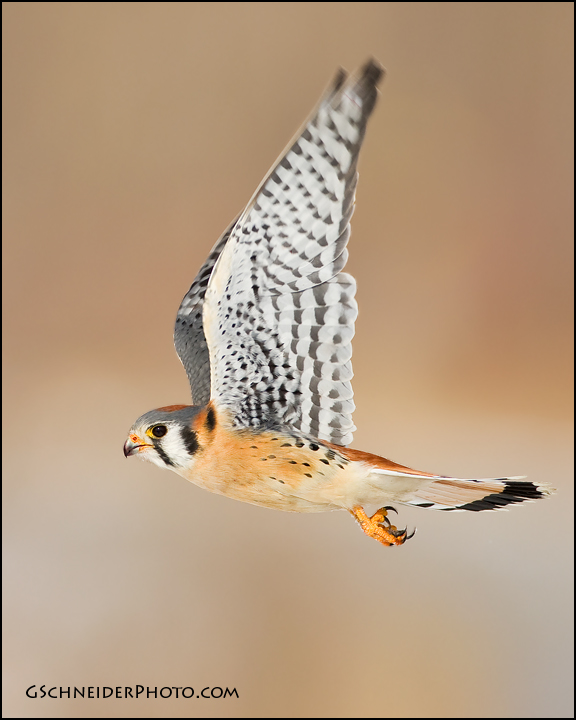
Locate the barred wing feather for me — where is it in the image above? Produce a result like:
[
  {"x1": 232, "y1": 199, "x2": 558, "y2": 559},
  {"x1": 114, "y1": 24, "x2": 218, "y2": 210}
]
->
[
  {"x1": 174, "y1": 218, "x2": 238, "y2": 407},
  {"x1": 203, "y1": 60, "x2": 384, "y2": 446}
]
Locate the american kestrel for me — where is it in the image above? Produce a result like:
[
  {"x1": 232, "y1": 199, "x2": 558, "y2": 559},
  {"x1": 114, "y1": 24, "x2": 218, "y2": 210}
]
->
[{"x1": 124, "y1": 60, "x2": 552, "y2": 547}]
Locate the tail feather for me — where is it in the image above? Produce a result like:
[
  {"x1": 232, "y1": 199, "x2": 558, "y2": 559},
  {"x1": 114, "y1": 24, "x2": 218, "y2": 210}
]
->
[
  {"x1": 405, "y1": 476, "x2": 554, "y2": 512},
  {"x1": 337, "y1": 445, "x2": 554, "y2": 512}
]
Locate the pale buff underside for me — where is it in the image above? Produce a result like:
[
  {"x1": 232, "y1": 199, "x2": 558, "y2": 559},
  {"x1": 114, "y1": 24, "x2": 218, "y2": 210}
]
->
[{"x1": 169, "y1": 416, "x2": 437, "y2": 513}]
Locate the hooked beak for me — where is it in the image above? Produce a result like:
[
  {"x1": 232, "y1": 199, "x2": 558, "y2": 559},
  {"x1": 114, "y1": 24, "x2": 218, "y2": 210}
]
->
[{"x1": 123, "y1": 434, "x2": 150, "y2": 458}]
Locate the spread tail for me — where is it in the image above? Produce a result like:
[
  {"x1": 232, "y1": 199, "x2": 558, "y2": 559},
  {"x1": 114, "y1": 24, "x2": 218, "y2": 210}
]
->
[{"x1": 335, "y1": 445, "x2": 555, "y2": 512}]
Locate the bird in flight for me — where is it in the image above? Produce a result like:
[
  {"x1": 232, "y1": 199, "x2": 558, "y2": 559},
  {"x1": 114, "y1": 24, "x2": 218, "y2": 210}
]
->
[{"x1": 124, "y1": 60, "x2": 552, "y2": 547}]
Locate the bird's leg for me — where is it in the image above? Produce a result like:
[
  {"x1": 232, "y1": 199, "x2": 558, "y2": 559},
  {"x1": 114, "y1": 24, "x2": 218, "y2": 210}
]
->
[{"x1": 349, "y1": 505, "x2": 415, "y2": 547}]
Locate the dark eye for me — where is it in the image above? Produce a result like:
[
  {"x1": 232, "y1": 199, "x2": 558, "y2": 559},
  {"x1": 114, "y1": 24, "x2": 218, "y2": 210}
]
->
[{"x1": 151, "y1": 425, "x2": 167, "y2": 438}]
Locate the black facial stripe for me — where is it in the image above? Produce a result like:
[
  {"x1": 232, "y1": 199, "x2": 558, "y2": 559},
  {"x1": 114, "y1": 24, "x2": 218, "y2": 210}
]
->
[
  {"x1": 180, "y1": 426, "x2": 199, "y2": 455},
  {"x1": 206, "y1": 406, "x2": 217, "y2": 433},
  {"x1": 152, "y1": 441, "x2": 176, "y2": 467}
]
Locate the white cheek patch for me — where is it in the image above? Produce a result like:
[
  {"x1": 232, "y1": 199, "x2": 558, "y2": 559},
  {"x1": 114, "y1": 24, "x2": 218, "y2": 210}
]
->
[
  {"x1": 159, "y1": 427, "x2": 194, "y2": 468},
  {"x1": 139, "y1": 448, "x2": 169, "y2": 470}
]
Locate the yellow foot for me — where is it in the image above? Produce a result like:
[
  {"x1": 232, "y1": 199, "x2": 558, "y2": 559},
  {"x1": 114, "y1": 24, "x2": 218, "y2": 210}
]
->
[{"x1": 349, "y1": 505, "x2": 415, "y2": 547}]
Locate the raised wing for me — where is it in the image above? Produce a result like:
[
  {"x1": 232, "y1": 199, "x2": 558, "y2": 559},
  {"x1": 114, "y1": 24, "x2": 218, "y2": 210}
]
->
[
  {"x1": 203, "y1": 60, "x2": 383, "y2": 446},
  {"x1": 174, "y1": 217, "x2": 238, "y2": 406}
]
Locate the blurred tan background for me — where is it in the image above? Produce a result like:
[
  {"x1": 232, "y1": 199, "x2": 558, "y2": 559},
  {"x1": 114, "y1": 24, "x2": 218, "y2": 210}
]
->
[{"x1": 3, "y1": 3, "x2": 573, "y2": 717}]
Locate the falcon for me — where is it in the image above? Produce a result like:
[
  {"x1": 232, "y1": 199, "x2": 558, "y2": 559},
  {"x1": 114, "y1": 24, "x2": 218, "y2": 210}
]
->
[{"x1": 124, "y1": 60, "x2": 552, "y2": 547}]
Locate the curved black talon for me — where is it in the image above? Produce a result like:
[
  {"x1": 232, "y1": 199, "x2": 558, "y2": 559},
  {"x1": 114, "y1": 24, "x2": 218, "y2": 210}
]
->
[
  {"x1": 404, "y1": 527, "x2": 417, "y2": 542},
  {"x1": 388, "y1": 525, "x2": 416, "y2": 544},
  {"x1": 378, "y1": 506, "x2": 397, "y2": 528},
  {"x1": 390, "y1": 525, "x2": 408, "y2": 538}
]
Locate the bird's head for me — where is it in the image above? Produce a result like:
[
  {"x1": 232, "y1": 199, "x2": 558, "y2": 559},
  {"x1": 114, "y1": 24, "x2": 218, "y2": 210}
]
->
[{"x1": 124, "y1": 404, "x2": 203, "y2": 471}]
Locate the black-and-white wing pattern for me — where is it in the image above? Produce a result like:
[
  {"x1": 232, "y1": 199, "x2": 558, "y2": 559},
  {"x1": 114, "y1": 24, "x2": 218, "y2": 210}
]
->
[
  {"x1": 174, "y1": 218, "x2": 238, "y2": 406},
  {"x1": 203, "y1": 60, "x2": 384, "y2": 446}
]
